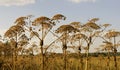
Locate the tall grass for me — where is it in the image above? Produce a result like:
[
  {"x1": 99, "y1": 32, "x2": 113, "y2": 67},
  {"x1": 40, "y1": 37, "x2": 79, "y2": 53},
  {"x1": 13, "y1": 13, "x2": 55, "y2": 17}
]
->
[{"x1": 0, "y1": 54, "x2": 120, "y2": 70}]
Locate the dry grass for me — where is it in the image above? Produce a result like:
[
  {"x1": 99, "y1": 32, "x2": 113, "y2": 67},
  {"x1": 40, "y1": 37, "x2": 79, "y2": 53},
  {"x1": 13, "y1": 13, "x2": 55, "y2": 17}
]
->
[{"x1": 0, "y1": 54, "x2": 120, "y2": 70}]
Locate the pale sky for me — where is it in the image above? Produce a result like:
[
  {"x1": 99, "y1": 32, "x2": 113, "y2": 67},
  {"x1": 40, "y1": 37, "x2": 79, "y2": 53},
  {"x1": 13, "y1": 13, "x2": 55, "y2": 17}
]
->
[
  {"x1": 0, "y1": 0, "x2": 120, "y2": 31},
  {"x1": 0, "y1": 0, "x2": 120, "y2": 52}
]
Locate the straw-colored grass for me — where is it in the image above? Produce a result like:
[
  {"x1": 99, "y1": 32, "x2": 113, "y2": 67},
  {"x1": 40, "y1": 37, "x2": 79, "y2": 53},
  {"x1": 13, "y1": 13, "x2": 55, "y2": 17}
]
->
[{"x1": 0, "y1": 54, "x2": 120, "y2": 70}]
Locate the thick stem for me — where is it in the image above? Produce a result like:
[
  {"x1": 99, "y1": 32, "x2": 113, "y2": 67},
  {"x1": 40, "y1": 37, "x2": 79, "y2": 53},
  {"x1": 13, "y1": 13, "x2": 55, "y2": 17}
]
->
[
  {"x1": 40, "y1": 40, "x2": 45, "y2": 70},
  {"x1": 15, "y1": 35, "x2": 17, "y2": 61},
  {"x1": 107, "y1": 51, "x2": 110, "y2": 70},
  {"x1": 78, "y1": 40, "x2": 83, "y2": 70},
  {"x1": 85, "y1": 49, "x2": 89, "y2": 70},
  {"x1": 63, "y1": 32, "x2": 67, "y2": 70},
  {"x1": 85, "y1": 37, "x2": 91, "y2": 70},
  {"x1": 41, "y1": 23, "x2": 46, "y2": 70},
  {"x1": 13, "y1": 34, "x2": 18, "y2": 70},
  {"x1": 13, "y1": 48, "x2": 15, "y2": 70},
  {"x1": 63, "y1": 49, "x2": 67, "y2": 70},
  {"x1": 113, "y1": 37, "x2": 117, "y2": 70}
]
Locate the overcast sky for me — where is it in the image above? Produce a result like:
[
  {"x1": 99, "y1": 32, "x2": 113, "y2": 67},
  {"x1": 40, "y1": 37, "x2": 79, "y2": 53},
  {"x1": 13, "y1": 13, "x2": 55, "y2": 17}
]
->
[{"x1": 0, "y1": 0, "x2": 120, "y2": 52}]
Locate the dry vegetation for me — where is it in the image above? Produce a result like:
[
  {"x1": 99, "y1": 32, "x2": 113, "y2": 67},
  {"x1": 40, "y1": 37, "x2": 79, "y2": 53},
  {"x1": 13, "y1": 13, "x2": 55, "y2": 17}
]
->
[
  {"x1": 0, "y1": 54, "x2": 120, "y2": 70},
  {"x1": 0, "y1": 14, "x2": 120, "y2": 70}
]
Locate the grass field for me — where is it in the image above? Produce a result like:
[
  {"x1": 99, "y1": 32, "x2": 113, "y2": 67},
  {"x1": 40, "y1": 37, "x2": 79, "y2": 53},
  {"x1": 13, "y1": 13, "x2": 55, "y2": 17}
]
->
[{"x1": 0, "y1": 53, "x2": 120, "y2": 70}]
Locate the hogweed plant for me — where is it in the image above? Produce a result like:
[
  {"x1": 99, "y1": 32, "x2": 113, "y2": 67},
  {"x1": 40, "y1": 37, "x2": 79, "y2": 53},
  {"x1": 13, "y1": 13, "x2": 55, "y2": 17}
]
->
[{"x1": 0, "y1": 14, "x2": 120, "y2": 70}]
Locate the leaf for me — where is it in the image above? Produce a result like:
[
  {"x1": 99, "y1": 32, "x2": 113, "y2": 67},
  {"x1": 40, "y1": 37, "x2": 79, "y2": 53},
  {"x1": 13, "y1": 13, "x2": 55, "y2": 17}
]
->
[
  {"x1": 73, "y1": 33, "x2": 87, "y2": 40},
  {"x1": 52, "y1": 14, "x2": 66, "y2": 20},
  {"x1": 83, "y1": 22, "x2": 100, "y2": 30},
  {"x1": 100, "y1": 42, "x2": 113, "y2": 51},
  {"x1": 55, "y1": 25, "x2": 79, "y2": 33},
  {"x1": 102, "y1": 24, "x2": 111, "y2": 28},
  {"x1": 92, "y1": 31, "x2": 101, "y2": 37},
  {"x1": 32, "y1": 16, "x2": 51, "y2": 26},
  {"x1": 10, "y1": 25, "x2": 24, "y2": 33},
  {"x1": 89, "y1": 18, "x2": 99, "y2": 22},
  {"x1": 105, "y1": 30, "x2": 120, "y2": 38},
  {"x1": 16, "y1": 20, "x2": 26, "y2": 26},
  {"x1": 4, "y1": 29, "x2": 16, "y2": 38},
  {"x1": 70, "y1": 22, "x2": 81, "y2": 28},
  {"x1": 15, "y1": 16, "x2": 27, "y2": 23},
  {"x1": 42, "y1": 22, "x2": 52, "y2": 29}
]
